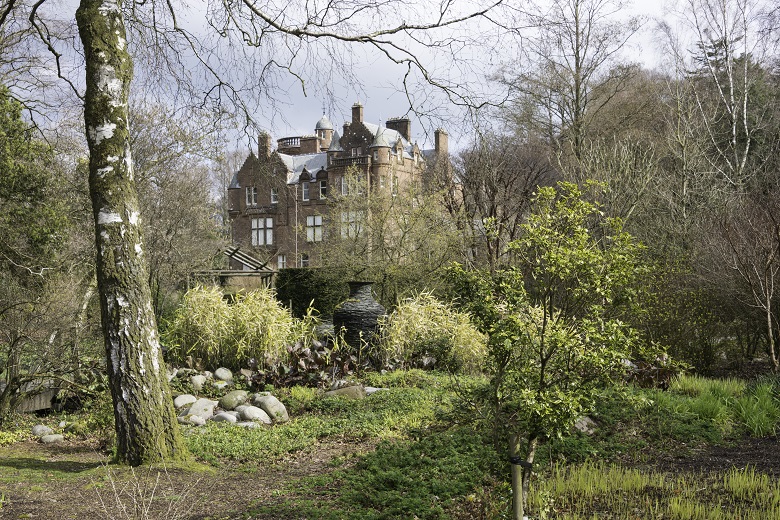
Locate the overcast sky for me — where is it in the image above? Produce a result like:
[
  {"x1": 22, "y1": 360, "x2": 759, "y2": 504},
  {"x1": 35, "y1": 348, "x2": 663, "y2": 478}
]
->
[{"x1": 234, "y1": 0, "x2": 674, "y2": 155}]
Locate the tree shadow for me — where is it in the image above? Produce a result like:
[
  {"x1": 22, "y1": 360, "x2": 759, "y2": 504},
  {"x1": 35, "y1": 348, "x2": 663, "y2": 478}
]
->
[{"x1": 0, "y1": 457, "x2": 104, "y2": 473}]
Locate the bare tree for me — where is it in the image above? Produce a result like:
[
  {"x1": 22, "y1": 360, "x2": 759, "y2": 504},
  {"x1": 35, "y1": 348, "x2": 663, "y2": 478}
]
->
[
  {"x1": 453, "y1": 132, "x2": 558, "y2": 271},
  {"x1": 676, "y1": 0, "x2": 778, "y2": 186},
  {"x1": 501, "y1": 0, "x2": 643, "y2": 168},
  {"x1": 709, "y1": 193, "x2": 780, "y2": 371},
  {"x1": 130, "y1": 103, "x2": 227, "y2": 320}
]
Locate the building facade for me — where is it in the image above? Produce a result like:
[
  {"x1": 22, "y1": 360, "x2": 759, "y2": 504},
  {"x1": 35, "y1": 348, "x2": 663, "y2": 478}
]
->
[{"x1": 227, "y1": 103, "x2": 448, "y2": 270}]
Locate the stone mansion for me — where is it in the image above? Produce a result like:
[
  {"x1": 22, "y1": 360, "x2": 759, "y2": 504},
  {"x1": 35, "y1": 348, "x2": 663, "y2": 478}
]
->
[{"x1": 227, "y1": 103, "x2": 449, "y2": 270}]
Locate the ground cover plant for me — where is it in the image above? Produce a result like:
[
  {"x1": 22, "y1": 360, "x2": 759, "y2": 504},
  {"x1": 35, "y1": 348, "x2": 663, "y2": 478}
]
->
[{"x1": 1, "y1": 371, "x2": 780, "y2": 519}]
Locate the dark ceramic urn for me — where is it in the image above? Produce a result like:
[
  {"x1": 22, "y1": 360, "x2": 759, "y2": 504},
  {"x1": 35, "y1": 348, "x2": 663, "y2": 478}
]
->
[{"x1": 333, "y1": 281, "x2": 386, "y2": 349}]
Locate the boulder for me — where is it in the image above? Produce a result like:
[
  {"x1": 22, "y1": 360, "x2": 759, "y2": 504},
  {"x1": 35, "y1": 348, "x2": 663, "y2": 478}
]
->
[
  {"x1": 31, "y1": 424, "x2": 53, "y2": 438},
  {"x1": 212, "y1": 380, "x2": 230, "y2": 391},
  {"x1": 574, "y1": 416, "x2": 597, "y2": 435},
  {"x1": 174, "y1": 394, "x2": 197, "y2": 409},
  {"x1": 219, "y1": 390, "x2": 249, "y2": 411},
  {"x1": 239, "y1": 405, "x2": 272, "y2": 424},
  {"x1": 211, "y1": 412, "x2": 238, "y2": 423},
  {"x1": 190, "y1": 374, "x2": 207, "y2": 393},
  {"x1": 323, "y1": 385, "x2": 366, "y2": 400},
  {"x1": 178, "y1": 414, "x2": 206, "y2": 426},
  {"x1": 364, "y1": 386, "x2": 388, "y2": 396},
  {"x1": 214, "y1": 367, "x2": 233, "y2": 382},
  {"x1": 235, "y1": 421, "x2": 263, "y2": 429},
  {"x1": 182, "y1": 398, "x2": 218, "y2": 420},
  {"x1": 40, "y1": 434, "x2": 64, "y2": 444},
  {"x1": 252, "y1": 393, "x2": 289, "y2": 423}
]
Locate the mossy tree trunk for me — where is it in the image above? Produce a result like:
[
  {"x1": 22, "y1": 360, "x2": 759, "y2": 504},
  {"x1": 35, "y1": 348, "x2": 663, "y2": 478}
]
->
[{"x1": 76, "y1": 0, "x2": 187, "y2": 465}]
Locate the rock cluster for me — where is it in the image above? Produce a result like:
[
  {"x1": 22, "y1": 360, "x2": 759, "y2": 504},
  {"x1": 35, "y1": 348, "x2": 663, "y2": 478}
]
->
[
  {"x1": 170, "y1": 367, "x2": 290, "y2": 429},
  {"x1": 31, "y1": 424, "x2": 64, "y2": 444},
  {"x1": 30, "y1": 368, "x2": 390, "y2": 443}
]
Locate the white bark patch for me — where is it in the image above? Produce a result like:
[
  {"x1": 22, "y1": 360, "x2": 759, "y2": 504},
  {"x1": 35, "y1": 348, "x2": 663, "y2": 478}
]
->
[
  {"x1": 116, "y1": 295, "x2": 128, "y2": 307},
  {"x1": 128, "y1": 211, "x2": 140, "y2": 226},
  {"x1": 98, "y1": 1, "x2": 120, "y2": 15},
  {"x1": 116, "y1": 35, "x2": 126, "y2": 51},
  {"x1": 98, "y1": 210, "x2": 122, "y2": 225},
  {"x1": 89, "y1": 122, "x2": 117, "y2": 145},
  {"x1": 97, "y1": 166, "x2": 113, "y2": 178},
  {"x1": 135, "y1": 243, "x2": 142, "y2": 255},
  {"x1": 150, "y1": 337, "x2": 161, "y2": 374},
  {"x1": 139, "y1": 352, "x2": 146, "y2": 376},
  {"x1": 106, "y1": 155, "x2": 119, "y2": 163},
  {"x1": 100, "y1": 230, "x2": 110, "y2": 242},
  {"x1": 125, "y1": 151, "x2": 134, "y2": 181},
  {"x1": 95, "y1": 63, "x2": 123, "y2": 107},
  {"x1": 110, "y1": 338, "x2": 120, "y2": 374}
]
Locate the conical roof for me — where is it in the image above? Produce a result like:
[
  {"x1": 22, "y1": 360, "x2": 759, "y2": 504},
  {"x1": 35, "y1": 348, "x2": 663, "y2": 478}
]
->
[
  {"x1": 328, "y1": 130, "x2": 343, "y2": 151},
  {"x1": 369, "y1": 126, "x2": 392, "y2": 148}
]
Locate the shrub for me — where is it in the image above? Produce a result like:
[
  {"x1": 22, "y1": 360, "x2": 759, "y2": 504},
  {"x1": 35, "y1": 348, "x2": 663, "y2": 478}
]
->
[
  {"x1": 379, "y1": 292, "x2": 486, "y2": 373},
  {"x1": 163, "y1": 286, "x2": 315, "y2": 370},
  {"x1": 275, "y1": 267, "x2": 350, "y2": 318}
]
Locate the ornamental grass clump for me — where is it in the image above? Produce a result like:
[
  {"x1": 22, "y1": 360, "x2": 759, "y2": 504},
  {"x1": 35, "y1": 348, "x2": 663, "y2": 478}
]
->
[
  {"x1": 379, "y1": 292, "x2": 486, "y2": 373},
  {"x1": 163, "y1": 286, "x2": 312, "y2": 370}
]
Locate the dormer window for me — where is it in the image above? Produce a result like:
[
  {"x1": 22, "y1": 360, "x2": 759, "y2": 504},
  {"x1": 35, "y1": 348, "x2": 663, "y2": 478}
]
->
[
  {"x1": 351, "y1": 147, "x2": 362, "y2": 157},
  {"x1": 302, "y1": 182, "x2": 310, "y2": 201},
  {"x1": 320, "y1": 180, "x2": 328, "y2": 198}
]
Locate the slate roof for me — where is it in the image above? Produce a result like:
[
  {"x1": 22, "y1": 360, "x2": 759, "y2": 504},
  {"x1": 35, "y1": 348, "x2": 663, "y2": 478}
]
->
[
  {"x1": 280, "y1": 153, "x2": 328, "y2": 184},
  {"x1": 328, "y1": 130, "x2": 343, "y2": 151},
  {"x1": 364, "y1": 122, "x2": 414, "y2": 158},
  {"x1": 315, "y1": 115, "x2": 334, "y2": 130}
]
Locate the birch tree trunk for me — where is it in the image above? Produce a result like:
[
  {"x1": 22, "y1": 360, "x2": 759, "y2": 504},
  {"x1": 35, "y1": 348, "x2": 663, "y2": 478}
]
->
[{"x1": 76, "y1": 0, "x2": 187, "y2": 465}]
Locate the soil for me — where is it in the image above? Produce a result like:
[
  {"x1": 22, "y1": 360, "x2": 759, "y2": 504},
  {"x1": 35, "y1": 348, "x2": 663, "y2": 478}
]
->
[
  {"x1": 1, "y1": 433, "x2": 778, "y2": 519},
  {"x1": 0, "y1": 437, "x2": 375, "y2": 520},
  {"x1": 653, "y1": 434, "x2": 780, "y2": 477}
]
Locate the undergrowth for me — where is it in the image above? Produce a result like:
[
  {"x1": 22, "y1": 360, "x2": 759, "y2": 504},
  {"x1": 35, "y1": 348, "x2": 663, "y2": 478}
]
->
[{"x1": 185, "y1": 373, "x2": 458, "y2": 464}]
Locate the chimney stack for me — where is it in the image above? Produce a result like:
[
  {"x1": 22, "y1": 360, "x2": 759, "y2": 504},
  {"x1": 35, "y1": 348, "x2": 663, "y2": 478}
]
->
[
  {"x1": 386, "y1": 117, "x2": 411, "y2": 142},
  {"x1": 434, "y1": 128, "x2": 448, "y2": 156},
  {"x1": 258, "y1": 132, "x2": 272, "y2": 159},
  {"x1": 352, "y1": 102, "x2": 364, "y2": 124}
]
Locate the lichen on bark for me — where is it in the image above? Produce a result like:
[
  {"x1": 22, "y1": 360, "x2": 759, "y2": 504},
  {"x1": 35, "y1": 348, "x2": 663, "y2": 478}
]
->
[{"x1": 77, "y1": 0, "x2": 187, "y2": 465}]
